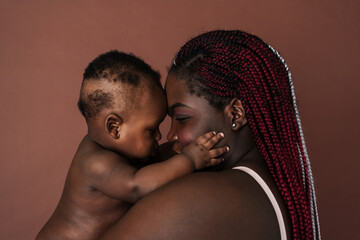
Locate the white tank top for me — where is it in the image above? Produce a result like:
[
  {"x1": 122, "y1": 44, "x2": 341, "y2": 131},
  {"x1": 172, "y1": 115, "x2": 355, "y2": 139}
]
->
[{"x1": 232, "y1": 166, "x2": 287, "y2": 240}]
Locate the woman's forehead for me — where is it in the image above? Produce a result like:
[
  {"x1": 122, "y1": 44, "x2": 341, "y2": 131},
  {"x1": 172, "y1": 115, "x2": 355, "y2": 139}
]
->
[
  {"x1": 165, "y1": 74, "x2": 189, "y2": 101},
  {"x1": 165, "y1": 75, "x2": 215, "y2": 115}
]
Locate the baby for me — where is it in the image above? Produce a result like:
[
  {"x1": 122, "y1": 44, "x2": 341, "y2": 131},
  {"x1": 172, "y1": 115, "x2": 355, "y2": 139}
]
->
[{"x1": 36, "y1": 50, "x2": 228, "y2": 240}]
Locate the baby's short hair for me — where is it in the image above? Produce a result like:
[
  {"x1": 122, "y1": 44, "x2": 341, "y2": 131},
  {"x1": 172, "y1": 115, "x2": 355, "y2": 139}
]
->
[{"x1": 78, "y1": 50, "x2": 161, "y2": 120}]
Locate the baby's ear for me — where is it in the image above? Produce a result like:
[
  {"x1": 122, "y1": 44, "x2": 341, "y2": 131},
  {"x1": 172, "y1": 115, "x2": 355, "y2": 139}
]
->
[{"x1": 105, "y1": 114, "x2": 123, "y2": 139}]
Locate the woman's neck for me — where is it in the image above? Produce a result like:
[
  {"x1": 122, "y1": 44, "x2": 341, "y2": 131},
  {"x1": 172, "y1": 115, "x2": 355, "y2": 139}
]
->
[
  {"x1": 225, "y1": 124, "x2": 275, "y2": 185},
  {"x1": 223, "y1": 125, "x2": 263, "y2": 170}
]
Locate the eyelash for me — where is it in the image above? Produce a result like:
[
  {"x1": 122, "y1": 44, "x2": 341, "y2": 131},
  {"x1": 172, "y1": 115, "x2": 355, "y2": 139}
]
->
[{"x1": 175, "y1": 116, "x2": 191, "y2": 122}]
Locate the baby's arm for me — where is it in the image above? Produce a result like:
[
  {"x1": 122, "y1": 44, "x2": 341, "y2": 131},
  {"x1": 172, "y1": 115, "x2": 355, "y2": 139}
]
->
[
  {"x1": 132, "y1": 131, "x2": 228, "y2": 197},
  {"x1": 86, "y1": 132, "x2": 227, "y2": 203}
]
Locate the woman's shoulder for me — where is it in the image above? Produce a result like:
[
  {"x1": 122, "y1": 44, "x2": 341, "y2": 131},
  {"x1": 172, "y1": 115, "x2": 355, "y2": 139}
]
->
[
  {"x1": 157, "y1": 168, "x2": 264, "y2": 199},
  {"x1": 101, "y1": 170, "x2": 282, "y2": 240}
]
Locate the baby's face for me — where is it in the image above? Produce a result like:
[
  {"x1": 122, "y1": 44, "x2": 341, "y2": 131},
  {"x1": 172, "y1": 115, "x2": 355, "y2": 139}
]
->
[{"x1": 116, "y1": 86, "x2": 167, "y2": 160}]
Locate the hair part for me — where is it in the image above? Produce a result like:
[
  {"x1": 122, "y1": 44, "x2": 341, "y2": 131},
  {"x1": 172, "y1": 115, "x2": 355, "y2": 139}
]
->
[{"x1": 170, "y1": 53, "x2": 233, "y2": 111}]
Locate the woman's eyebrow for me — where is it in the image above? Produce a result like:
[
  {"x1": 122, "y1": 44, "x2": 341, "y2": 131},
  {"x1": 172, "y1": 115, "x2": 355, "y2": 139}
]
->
[{"x1": 168, "y1": 103, "x2": 190, "y2": 115}]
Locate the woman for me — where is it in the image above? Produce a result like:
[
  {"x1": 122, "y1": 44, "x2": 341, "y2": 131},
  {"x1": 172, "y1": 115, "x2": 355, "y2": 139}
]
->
[{"x1": 101, "y1": 30, "x2": 321, "y2": 240}]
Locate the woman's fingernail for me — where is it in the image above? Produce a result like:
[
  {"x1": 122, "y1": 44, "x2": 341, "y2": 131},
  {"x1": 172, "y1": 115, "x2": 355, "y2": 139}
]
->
[
  {"x1": 219, "y1": 132, "x2": 224, "y2": 137},
  {"x1": 226, "y1": 146, "x2": 230, "y2": 151}
]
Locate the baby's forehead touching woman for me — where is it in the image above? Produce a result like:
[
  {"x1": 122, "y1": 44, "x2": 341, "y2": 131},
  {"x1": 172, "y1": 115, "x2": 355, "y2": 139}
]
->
[{"x1": 78, "y1": 50, "x2": 167, "y2": 159}]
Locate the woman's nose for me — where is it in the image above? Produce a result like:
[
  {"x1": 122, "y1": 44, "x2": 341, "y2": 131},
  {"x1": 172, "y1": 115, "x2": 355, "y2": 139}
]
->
[{"x1": 167, "y1": 124, "x2": 177, "y2": 142}]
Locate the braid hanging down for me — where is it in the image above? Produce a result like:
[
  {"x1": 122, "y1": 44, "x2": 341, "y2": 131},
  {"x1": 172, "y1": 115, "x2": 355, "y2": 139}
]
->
[{"x1": 170, "y1": 30, "x2": 321, "y2": 240}]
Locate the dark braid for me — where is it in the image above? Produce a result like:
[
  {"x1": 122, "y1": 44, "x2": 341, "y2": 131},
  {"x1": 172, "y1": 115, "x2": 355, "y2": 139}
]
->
[{"x1": 170, "y1": 30, "x2": 320, "y2": 240}]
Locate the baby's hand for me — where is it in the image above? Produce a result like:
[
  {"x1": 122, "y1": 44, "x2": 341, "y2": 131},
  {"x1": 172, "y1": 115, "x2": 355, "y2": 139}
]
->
[{"x1": 181, "y1": 131, "x2": 229, "y2": 170}]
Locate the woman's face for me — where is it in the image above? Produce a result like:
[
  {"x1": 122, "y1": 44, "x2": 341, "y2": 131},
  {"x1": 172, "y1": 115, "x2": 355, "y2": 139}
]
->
[{"x1": 165, "y1": 73, "x2": 226, "y2": 153}]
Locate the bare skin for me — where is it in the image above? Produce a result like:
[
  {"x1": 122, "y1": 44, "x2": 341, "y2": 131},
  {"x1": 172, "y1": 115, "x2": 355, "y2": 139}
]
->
[
  {"x1": 100, "y1": 74, "x2": 292, "y2": 240},
  {"x1": 36, "y1": 81, "x2": 228, "y2": 240}
]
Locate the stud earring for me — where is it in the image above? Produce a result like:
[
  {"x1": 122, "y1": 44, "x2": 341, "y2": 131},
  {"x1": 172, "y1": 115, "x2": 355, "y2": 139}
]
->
[{"x1": 232, "y1": 123, "x2": 236, "y2": 128}]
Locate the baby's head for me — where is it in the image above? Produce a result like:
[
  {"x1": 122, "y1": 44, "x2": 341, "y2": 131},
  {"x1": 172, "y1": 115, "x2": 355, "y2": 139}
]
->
[{"x1": 78, "y1": 50, "x2": 166, "y2": 160}]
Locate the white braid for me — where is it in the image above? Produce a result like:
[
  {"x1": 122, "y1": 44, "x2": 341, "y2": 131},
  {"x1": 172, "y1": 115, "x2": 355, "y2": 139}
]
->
[
  {"x1": 172, "y1": 52, "x2": 179, "y2": 66},
  {"x1": 268, "y1": 44, "x2": 321, "y2": 240},
  {"x1": 297, "y1": 143, "x2": 306, "y2": 189}
]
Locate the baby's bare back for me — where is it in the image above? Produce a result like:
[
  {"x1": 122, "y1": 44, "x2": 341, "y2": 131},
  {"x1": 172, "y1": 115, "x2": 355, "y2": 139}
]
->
[{"x1": 36, "y1": 137, "x2": 132, "y2": 240}]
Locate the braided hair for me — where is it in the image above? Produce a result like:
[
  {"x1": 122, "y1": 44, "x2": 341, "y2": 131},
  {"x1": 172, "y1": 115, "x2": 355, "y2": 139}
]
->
[{"x1": 170, "y1": 30, "x2": 320, "y2": 240}]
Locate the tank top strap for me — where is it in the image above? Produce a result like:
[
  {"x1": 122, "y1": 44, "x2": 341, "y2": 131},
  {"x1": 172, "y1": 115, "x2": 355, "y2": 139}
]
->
[{"x1": 232, "y1": 166, "x2": 287, "y2": 240}]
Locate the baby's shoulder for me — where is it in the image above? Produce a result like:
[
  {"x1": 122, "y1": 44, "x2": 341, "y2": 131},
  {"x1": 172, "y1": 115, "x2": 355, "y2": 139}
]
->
[{"x1": 75, "y1": 142, "x2": 128, "y2": 179}]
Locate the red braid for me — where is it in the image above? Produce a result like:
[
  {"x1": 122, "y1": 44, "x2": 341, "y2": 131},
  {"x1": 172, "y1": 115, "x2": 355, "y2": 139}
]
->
[{"x1": 170, "y1": 30, "x2": 320, "y2": 240}]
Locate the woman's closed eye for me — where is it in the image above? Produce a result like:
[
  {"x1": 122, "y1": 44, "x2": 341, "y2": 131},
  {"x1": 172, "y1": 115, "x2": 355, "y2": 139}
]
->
[{"x1": 174, "y1": 115, "x2": 191, "y2": 122}]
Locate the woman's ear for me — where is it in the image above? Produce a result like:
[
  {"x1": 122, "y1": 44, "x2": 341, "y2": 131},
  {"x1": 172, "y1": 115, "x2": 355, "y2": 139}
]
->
[
  {"x1": 105, "y1": 114, "x2": 123, "y2": 139},
  {"x1": 224, "y1": 98, "x2": 247, "y2": 131}
]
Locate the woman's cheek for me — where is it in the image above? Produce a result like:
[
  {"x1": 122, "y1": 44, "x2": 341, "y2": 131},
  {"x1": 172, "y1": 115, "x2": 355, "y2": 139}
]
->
[{"x1": 177, "y1": 129, "x2": 196, "y2": 147}]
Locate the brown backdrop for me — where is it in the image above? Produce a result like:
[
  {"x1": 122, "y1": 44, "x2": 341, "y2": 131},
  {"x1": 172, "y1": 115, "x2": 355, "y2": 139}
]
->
[{"x1": 0, "y1": 0, "x2": 359, "y2": 239}]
